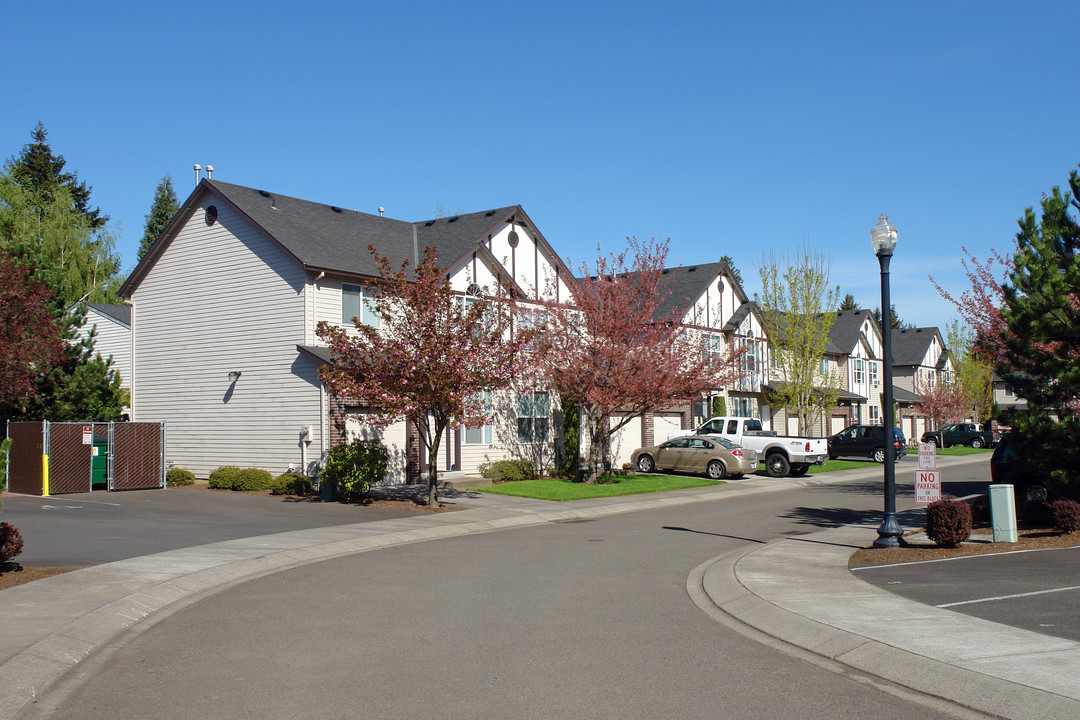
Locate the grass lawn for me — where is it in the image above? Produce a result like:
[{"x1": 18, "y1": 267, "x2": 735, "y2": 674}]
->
[
  {"x1": 474, "y1": 474, "x2": 720, "y2": 501},
  {"x1": 808, "y1": 446, "x2": 992, "y2": 474}
]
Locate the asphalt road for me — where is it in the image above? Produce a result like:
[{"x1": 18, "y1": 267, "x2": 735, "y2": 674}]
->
[
  {"x1": 26, "y1": 474, "x2": 968, "y2": 720},
  {"x1": 0, "y1": 487, "x2": 418, "y2": 566}
]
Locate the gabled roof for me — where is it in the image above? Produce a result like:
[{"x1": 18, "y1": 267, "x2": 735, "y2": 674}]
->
[
  {"x1": 825, "y1": 309, "x2": 879, "y2": 356},
  {"x1": 891, "y1": 327, "x2": 946, "y2": 367},
  {"x1": 652, "y1": 261, "x2": 748, "y2": 324},
  {"x1": 120, "y1": 180, "x2": 540, "y2": 297},
  {"x1": 86, "y1": 302, "x2": 131, "y2": 328}
]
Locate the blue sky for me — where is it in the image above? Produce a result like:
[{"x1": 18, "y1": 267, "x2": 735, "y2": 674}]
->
[{"x1": 5, "y1": 1, "x2": 1079, "y2": 328}]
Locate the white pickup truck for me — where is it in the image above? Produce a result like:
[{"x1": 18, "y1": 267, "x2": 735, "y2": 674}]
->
[{"x1": 670, "y1": 416, "x2": 829, "y2": 478}]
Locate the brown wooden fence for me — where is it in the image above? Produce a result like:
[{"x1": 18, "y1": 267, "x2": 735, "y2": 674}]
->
[{"x1": 4, "y1": 421, "x2": 165, "y2": 495}]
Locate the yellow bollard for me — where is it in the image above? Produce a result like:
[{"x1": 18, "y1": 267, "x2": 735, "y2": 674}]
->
[{"x1": 42, "y1": 454, "x2": 50, "y2": 497}]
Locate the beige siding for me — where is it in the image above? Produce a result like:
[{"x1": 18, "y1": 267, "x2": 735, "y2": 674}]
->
[
  {"x1": 131, "y1": 202, "x2": 321, "y2": 478},
  {"x1": 84, "y1": 310, "x2": 131, "y2": 390}
]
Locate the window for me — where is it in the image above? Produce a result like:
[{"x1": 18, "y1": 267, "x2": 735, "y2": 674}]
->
[
  {"x1": 853, "y1": 357, "x2": 865, "y2": 385},
  {"x1": 703, "y1": 333, "x2": 724, "y2": 362},
  {"x1": 869, "y1": 361, "x2": 879, "y2": 387},
  {"x1": 517, "y1": 391, "x2": 550, "y2": 443},
  {"x1": 464, "y1": 391, "x2": 493, "y2": 445},
  {"x1": 869, "y1": 405, "x2": 880, "y2": 423},
  {"x1": 733, "y1": 397, "x2": 752, "y2": 417},
  {"x1": 342, "y1": 284, "x2": 380, "y2": 328}
]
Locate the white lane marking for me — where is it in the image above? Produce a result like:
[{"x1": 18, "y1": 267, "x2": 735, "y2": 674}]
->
[
  {"x1": 937, "y1": 585, "x2": 1080, "y2": 608},
  {"x1": 852, "y1": 543, "x2": 1080, "y2": 571}
]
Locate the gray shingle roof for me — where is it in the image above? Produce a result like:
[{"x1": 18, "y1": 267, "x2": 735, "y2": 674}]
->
[
  {"x1": 82, "y1": 302, "x2": 131, "y2": 327},
  {"x1": 121, "y1": 180, "x2": 524, "y2": 295},
  {"x1": 890, "y1": 327, "x2": 945, "y2": 367},
  {"x1": 824, "y1": 309, "x2": 878, "y2": 356},
  {"x1": 652, "y1": 261, "x2": 747, "y2": 324}
]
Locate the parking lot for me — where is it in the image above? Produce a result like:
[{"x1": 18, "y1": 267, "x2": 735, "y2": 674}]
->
[
  {"x1": 854, "y1": 544, "x2": 1080, "y2": 641},
  {"x1": 0, "y1": 486, "x2": 420, "y2": 566}
]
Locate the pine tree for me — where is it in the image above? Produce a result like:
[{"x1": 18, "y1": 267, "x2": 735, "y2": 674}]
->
[
  {"x1": 138, "y1": 175, "x2": 180, "y2": 262},
  {"x1": 4, "y1": 122, "x2": 106, "y2": 228},
  {"x1": 838, "y1": 293, "x2": 859, "y2": 311},
  {"x1": 997, "y1": 165, "x2": 1080, "y2": 496}
]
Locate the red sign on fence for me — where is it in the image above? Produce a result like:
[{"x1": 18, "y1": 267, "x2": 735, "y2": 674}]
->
[{"x1": 82, "y1": 426, "x2": 92, "y2": 445}]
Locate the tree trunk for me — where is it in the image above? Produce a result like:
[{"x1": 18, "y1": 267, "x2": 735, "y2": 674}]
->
[
  {"x1": 426, "y1": 427, "x2": 441, "y2": 508},
  {"x1": 585, "y1": 406, "x2": 605, "y2": 483}
]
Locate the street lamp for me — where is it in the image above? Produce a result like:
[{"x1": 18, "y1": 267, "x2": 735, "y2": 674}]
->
[{"x1": 871, "y1": 214, "x2": 902, "y2": 548}]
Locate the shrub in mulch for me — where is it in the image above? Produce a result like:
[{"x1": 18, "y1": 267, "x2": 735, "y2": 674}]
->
[
  {"x1": 271, "y1": 473, "x2": 313, "y2": 496},
  {"x1": 0, "y1": 522, "x2": 24, "y2": 566},
  {"x1": 1048, "y1": 498, "x2": 1080, "y2": 534},
  {"x1": 166, "y1": 468, "x2": 195, "y2": 486},
  {"x1": 925, "y1": 497, "x2": 972, "y2": 548}
]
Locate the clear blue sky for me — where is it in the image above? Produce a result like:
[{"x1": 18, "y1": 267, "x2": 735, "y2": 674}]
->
[{"x1": 5, "y1": 1, "x2": 1079, "y2": 329}]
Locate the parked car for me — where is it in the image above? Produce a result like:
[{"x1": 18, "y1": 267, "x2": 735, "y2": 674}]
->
[
  {"x1": 921, "y1": 423, "x2": 995, "y2": 449},
  {"x1": 989, "y1": 432, "x2": 1043, "y2": 500},
  {"x1": 827, "y1": 425, "x2": 904, "y2": 463},
  {"x1": 631, "y1": 436, "x2": 758, "y2": 479},
  {"x1": 669, "y1": 416, "x2": 828, "y2": 478}
]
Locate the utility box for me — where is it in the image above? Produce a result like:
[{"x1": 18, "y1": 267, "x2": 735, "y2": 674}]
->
[{"x1": 989, "y1": 483, "x2": 1018, "y2": 543}]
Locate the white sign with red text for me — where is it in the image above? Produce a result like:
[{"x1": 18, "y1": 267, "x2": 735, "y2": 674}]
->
[
  {"x1": 918, "y1": 442, "x2": 936, "y2": 469},
  {"x1": 915, "y1": 469, "x2": 941, "y2": 504},
  {"x1": 82, "y1": 426, "x2": 92, "y2": 445}
]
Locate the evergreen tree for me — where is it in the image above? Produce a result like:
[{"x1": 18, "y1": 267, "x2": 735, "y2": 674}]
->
[
  {"x1": 873, "y1": 304, "x2": 911, "y2": 330},
  {"x1": 4, "y1": 122, "x2": 106, "y2": 228},
  {"x1": 138, "y1": 174, "x2": 180, "y2": 262},
  {"x1": 719, "y1": 255, "x2": 743, "y2": 286},
  {"x1": 838, "y1": 293, "x2": 859, "y2": 311},
  {"x1": 997, "y1": 165, "x2": 1080, "y2": 497}
]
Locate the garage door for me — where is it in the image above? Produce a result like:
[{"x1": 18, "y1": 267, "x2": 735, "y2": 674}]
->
[
  {"x1": 652, "y1": 413, "x2": 683, "y2": 443},
  {"x1": 609, "y1": 415, "x2": 642, "y2": 468},
  {"x1": 344, "y1": 415, "x2": 408, "y2": 485}
]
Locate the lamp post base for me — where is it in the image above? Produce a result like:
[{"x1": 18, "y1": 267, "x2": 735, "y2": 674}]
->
[{"x1": 873, "y1": 514, "x2": 904, "y2": 548}]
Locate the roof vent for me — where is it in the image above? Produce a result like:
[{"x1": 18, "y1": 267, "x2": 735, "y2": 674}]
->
[
  {"x1": 485, "y1": 210, "x2": 496, "y2": 217},
  {"x1": 448, "y1": 216, "x2": 459, "y2": 223},
  {"x1": 688, "y1": 266, "x2": 697, "y2": 271},
  {"x1": 331, "y1": 206, "x2": 343, "y2": 213},
  {"x1": 378, "y1": 207, "x2": 385, "y2": 217},
  {"x1": 508, "y1": 230, "x2": 519, "y2": 248},
  {"x1": 425, "y1": 220, "x2": 435, "y2": 226},
  {"x1": 258, "y1": 190, "x2": 271, "y2": 197}
]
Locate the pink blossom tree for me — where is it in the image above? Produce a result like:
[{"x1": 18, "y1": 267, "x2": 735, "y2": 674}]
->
[
  {"x1": 533, "y1": 237, "x2": 743, "y2": 482},
  {"x1": 913, "y1": 375, "x2": 970, "y2": 429},
  {"x1": 317, "y1": 245, "x2": 533, "y2": 507},
  {"x1": 931, "y1": 245, "x2": 1014, "y2": 366}
]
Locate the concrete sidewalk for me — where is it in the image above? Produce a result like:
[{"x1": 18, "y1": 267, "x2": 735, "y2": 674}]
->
[{"x1": 3, "y1": 455, "x2": 1072, "y2": 719}]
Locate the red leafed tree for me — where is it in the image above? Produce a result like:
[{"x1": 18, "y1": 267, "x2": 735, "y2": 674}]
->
[
  {"x1": 534, "y1": 237, "x2": 743, "y2": 482},
  {"x1": 0, "y1": 249, "x2": 64, "y2": 410},
  {"x1": 931, "y1": 245, "x2": 1014, "y2": 365},
  {"x1": 913, "y1": 376, "x2": 970, "y2": 428},
  {"x1": 317, "y1": 245, "x2": 532, "y2": 507}
]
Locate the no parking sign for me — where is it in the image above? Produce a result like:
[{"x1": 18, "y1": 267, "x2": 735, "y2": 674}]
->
[{"x1": 915, "y1": 469, "x2": 941, "y2": 504}]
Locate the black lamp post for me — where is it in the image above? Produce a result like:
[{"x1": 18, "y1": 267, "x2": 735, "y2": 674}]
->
[{"x1": 871, "y1": 214, "x2": 903, "y2": 549}]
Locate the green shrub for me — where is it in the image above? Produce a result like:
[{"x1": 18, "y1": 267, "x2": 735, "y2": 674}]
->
[
  {"x1": 208, "y1": 466, "x2": 242, "y2": 490},
  {"x1": 166, "y1": 468, "x2": 195, "y2": 486},
  {"x1": 272, "y1": 473, "x2": 313, "y2": 496},
  {"x1": 0, "y1": 522, "x2": 24, "y2": 565},
  {"x1": 925, "y1": 497, "x2": 972, "y2": 548},
  {"x1": 320, "y1": 439, "x2": 389, "y2": 502},
  {"x1": 711, "y1": 396, "x2": 727, "y2": 417},
  {"x1": 1048, "y1": 498, "x2": 1080, "y2": 533},
  {"x1": 484, "y1": 459, "x2": 537, "y2": 482},
  {"x1": 232, "y1": 468, "x2": 275, "y2": 492}
]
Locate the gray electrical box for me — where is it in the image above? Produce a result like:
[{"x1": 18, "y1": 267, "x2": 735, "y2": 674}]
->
[{"x1": 989, "y1": 483, "x2": 1018, "y2": 543}]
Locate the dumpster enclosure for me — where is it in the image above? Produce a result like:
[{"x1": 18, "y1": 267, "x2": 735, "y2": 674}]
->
[{"x1": 4, "y1": 421, "x2": 166, "y2": 495}]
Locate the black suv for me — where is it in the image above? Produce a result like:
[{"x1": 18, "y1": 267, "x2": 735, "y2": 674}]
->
[{"x1": 827, "y1": 425, "x2": 904, "y2": 463}]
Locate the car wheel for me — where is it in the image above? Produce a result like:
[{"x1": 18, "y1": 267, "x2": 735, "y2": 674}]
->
[
  {"x1": 706, "y1": 460, "x2": 727, "y2": 480},
  {"x1": 789, "y1": 464, "x2": 809, "y2": 477},
  {"x1": 873, "y1": 447, "x2": 885, "y2": 463},
  {"x1": 636, "y1": 455, "x2": 655, "y2": 473},
  {"x1": 971, "y1": 438, "x2": 984, "y2": 449},
  {"x1": 765, "y1": 453, "x2": 790, "y2": 478}
]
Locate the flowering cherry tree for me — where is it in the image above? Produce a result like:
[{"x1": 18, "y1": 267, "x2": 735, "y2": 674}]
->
[
  {"x1": 317, "y1": 245, "x2": 532, "y2": 506},
  {"x1": 533, "y1": 237, "x2": 742, "y2": 482},
  {"x1": 913, "y1": 375, "x2": 970, "y2": 428},
  {"x1": 931, "y1": 245, "x2": 1014, "y2": 366}
]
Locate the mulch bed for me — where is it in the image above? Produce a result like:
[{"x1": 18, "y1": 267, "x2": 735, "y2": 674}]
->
[{"x1": 850, "y1": 527, "x2": 1080, "y2": 567}]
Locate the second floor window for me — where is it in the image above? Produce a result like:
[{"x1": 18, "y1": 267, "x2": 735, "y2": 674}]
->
[
  {"x1": 870, "y1": 361, "x2": 879, "y2": 387},
  {"x1": 854, "y1": 358, "x2": 865, "y2": 385},
  {"x1": 342, "y1": 284, "x2": 380, "y2": 328}
]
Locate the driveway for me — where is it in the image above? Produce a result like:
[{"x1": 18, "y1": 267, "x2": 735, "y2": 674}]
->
[{"x1": 0, "y1": 486, "x2": 423, "y2": 566}]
